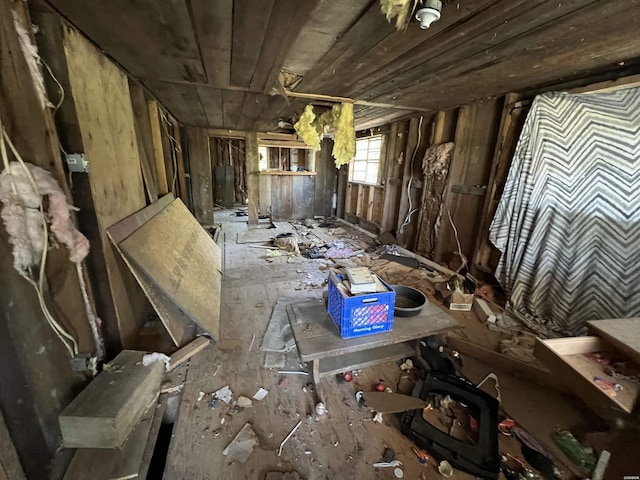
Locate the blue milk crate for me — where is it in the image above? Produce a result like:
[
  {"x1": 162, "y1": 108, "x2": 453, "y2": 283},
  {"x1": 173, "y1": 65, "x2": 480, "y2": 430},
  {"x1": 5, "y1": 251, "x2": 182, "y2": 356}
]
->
[{"x1": 327, "y1": 274, "x2": 396, "y2": 339}]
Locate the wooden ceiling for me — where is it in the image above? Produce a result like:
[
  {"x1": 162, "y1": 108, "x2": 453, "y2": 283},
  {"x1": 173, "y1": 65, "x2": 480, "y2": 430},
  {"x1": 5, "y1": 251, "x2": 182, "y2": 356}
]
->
[{"x1": 46, "y1": 0, "x2": 640, "y2": 132}]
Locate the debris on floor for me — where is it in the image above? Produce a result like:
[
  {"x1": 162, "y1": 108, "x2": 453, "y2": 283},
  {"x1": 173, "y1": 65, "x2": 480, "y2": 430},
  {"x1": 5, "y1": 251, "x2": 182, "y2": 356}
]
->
[
  {"x1": 278, "y1": 420, "x2": 303, "y2": 456},
  {"x1": 236, "y1": 396, "x2": 253, "y2": 408},
  {"x1": 253, "y1": 387, "x2": 269, "y2": 401},
  {"x1": 222, "y1": 423, "x2": 258, "y2": 463},
  {"x1": 213, "y1": 385, "x2": 233, "y2": 404}
]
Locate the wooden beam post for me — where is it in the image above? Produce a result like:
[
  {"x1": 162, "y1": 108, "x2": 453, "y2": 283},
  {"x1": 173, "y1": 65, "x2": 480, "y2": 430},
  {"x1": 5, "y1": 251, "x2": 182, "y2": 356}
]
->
[
  {"x1": 148, "y1": 100, "x2": 169, "y2": 195},
  {"x1": 186, "y1": 127, "x2": 214, "y2": 225},
  {"x1": 366, "y1": 186, "x2": 376, "y2": 221},
  {"x1": 434, "y1": 100, "x2": 503, "y2": 264},
  {"x1": 172, "y1": 125, "x2": 189, "y2": 204},
  {"x1": 246, "y1": 132, "x2": 260, "y2": 223},
  {"x1": 129, "y1": 83, "x2": 159, "y2": 203},
  {"x1": 356, "y1": 184, "x2": 364, "y2": 217},
  {"x1": 473, "y1": 94, "x2": 528, "y2": 271}
]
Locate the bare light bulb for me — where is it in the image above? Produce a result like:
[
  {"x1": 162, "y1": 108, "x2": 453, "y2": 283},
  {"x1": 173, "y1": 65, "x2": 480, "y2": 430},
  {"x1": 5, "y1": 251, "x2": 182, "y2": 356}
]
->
[{"x1": 415, "y1": 0, "x2": 442, "y2": 29}]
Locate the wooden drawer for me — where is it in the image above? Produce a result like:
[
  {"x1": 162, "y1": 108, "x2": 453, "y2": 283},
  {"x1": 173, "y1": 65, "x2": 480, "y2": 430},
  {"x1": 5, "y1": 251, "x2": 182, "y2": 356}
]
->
[{"x1": 534, "y1": 336, "x2": 639, "y2": 421}]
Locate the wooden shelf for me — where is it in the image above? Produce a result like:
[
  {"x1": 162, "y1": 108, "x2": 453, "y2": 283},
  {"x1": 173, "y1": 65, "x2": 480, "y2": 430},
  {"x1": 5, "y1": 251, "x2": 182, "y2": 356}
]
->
[
  {"x1": 259, "y1": 171, "x2": 316, "y2": 176},
  {"x1": 318, "y1": 342, "x2": 414, "y2": 378}
]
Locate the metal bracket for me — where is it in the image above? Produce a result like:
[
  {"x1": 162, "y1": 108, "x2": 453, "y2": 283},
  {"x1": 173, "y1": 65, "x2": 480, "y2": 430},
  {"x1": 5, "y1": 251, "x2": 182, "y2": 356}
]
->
[{"x1": 65, "y1": 153, "x2": 88, "y2": 173}]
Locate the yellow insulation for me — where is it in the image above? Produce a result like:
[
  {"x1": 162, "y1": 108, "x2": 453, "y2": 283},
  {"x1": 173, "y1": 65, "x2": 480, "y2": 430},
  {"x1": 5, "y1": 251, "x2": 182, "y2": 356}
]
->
[
  {"x1": 332, "y1": 103, "x2": 355, "y2": 168},
  {"x1": 380, "y1": 0, "x2": 418, "y2": 31},
  {"x1": 294, "y1": 104, "x2": 321, "y2": 150},
  {"x1": 314, "y1": 109, "x2": 335, "y2": 136}
]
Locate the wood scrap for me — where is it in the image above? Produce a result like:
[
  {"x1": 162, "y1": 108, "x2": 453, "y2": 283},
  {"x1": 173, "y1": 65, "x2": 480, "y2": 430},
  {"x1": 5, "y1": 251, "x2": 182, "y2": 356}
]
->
[
  {"x1": 363, "y1": 391, "x2": 430, "y2": 413},
  {"x1": 59, "y1": 351, "x2": 164, "y2": 449},
  {"x1": 168, "y1": 336, "x2": 210, "y2": 371},
  {"x1": 222, "y1": 423, "x2": 258, "y2": 463},
  {"x1": 473, "y1": 297, "x2": 496, "y2": 324},
  {"x1": 63, "y1": 396, "x2": 160, "y2": 479}
]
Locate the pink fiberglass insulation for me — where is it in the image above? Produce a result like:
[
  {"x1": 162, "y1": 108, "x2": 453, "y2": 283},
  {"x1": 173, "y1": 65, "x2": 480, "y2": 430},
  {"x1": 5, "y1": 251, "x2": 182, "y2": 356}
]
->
[{"x1": 0, "y1": 161, "x2": 89, "y2": 275}]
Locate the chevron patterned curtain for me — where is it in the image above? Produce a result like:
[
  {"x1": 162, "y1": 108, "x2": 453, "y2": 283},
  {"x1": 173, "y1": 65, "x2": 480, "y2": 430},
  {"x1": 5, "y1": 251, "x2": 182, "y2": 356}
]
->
[{"x1": 489, "y1": 88, "x2": 640, "y2": 337}]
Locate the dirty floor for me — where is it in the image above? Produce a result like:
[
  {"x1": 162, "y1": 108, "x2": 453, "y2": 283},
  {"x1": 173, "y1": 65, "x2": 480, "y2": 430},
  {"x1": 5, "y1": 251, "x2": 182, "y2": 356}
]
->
[{"x1": 160, "y1": 211, "x2": 596, "y2": 480}]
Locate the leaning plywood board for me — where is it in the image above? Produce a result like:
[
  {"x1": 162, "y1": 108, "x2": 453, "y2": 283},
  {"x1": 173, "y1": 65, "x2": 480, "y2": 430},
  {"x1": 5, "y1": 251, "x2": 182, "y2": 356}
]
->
[
  {"x1": 63, "y1": 25, "x2": 148, "y2": 348},
  {"x1": 108, "y1": 195, "x2": 194, "y2": 346},
  {"x1": 63, "y1": 397, "x2": 160, "y2": 479},
  {"x1": 59, "y1": 351, "x2": 164, "y2": 448},
  {"x1": 119, "y1": 199, "x2": 222, "y2": 341}
]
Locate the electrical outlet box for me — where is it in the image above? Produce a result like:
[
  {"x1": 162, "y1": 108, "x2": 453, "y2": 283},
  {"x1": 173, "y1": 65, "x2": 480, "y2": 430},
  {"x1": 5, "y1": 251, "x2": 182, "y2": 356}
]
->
[{"x1": 65, "y1": 153, "x2": 88, "y2": 173}]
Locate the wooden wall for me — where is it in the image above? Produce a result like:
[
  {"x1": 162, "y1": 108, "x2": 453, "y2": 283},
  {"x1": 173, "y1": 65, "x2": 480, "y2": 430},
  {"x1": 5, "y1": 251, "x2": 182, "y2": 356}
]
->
[
  {"x1": 342, "y1": 96, "x2": 510, "y2": 273},
  {"x1": 0, "y1": 2, "x2": 92, "y2": 477},
  {"x1": 257, "y1": 137, "x2": 336, "y2": 220},
  {"x1": 259, "y1": 174, "x2": 316, "y2": 220},
  {"x1": 211, "y1": 137, "x2": 247, "y2": 207},
  {"x1": 0, "y1": 4, "x2": 192, "y2": 476}
]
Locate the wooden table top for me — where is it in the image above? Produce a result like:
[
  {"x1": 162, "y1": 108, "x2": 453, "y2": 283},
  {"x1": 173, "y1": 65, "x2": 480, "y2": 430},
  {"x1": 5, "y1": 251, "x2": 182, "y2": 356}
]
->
[
  {"x1": 288, "y1": 299, "x2": 459, "y2": 361},
  {"x1": 587, "y1": 318, "x2": 640, "y2": 364}
]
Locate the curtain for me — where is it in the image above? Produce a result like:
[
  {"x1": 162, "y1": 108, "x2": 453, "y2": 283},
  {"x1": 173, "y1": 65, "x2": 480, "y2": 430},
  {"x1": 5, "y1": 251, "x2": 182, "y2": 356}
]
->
[{"x1": 489, "y1": 88, "x2": 640, "y2": 336}]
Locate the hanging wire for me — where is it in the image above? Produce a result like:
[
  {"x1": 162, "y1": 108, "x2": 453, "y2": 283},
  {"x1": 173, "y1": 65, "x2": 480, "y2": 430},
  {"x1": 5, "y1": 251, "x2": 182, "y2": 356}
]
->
[
  {"x1": 0, "y1": 121, "x2": 78, "y2": 357},
  {"x1": 399, "y1": 115, "x2": 424, "y2": 233}
]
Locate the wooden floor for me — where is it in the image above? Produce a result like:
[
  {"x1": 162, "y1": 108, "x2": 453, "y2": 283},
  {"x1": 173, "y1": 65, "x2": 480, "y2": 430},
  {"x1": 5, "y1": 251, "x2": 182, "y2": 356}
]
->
[{"x1": 162, "y1": 212, "x2": 596, "y2": 480}]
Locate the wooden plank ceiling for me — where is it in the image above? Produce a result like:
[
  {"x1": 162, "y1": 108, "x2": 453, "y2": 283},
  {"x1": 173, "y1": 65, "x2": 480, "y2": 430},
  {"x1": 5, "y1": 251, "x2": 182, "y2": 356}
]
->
[{"x1": 47, "y1": 0, "x2": 640, "y2": 131}]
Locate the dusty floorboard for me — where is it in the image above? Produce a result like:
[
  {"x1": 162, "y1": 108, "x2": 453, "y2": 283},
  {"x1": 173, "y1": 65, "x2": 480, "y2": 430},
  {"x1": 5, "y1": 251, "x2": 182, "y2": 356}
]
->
[{"x1": 163, "y1": 211, "x2": 593, "y2": 480}]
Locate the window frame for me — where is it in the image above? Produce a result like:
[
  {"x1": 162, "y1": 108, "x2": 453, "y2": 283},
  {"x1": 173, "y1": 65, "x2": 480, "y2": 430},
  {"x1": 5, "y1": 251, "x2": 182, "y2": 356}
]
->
[{"x1": 349, "y1": 135, "x2": 384, "y2": 185}]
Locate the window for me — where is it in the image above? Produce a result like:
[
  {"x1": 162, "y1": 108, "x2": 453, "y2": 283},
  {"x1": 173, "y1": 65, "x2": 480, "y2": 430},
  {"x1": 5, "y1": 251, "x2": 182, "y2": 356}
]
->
[
  {"x1": 258, "y1": 146, "x2": 268, "y2": 171},
  {"x1": 349, "y1": 136, "x2": 382, "y2": 184}
]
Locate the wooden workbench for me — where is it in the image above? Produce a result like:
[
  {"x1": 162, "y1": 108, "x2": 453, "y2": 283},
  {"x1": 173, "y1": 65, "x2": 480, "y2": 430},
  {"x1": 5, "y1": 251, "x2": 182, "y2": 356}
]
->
[{"x1": 287, "y1": 299, "x2": 459, "y2": 400}]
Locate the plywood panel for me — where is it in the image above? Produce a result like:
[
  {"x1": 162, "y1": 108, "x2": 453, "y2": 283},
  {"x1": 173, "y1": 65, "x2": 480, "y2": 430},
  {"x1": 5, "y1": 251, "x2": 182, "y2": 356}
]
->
[
  {"x1": 119, "y1": 199, "x2": 221, "y2": 341},
  {"x1": 107, "y1": 195, "x2": 193, "y2": 346},
  {"x1": 63, "y1": 25, "x2": 148, "y2": 348}
]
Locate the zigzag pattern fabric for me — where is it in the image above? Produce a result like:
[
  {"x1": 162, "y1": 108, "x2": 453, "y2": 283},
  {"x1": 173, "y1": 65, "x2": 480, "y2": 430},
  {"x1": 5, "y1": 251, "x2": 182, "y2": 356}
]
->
[{"x1": 489, "y1": 88, "x2": 640, "y2": 336}]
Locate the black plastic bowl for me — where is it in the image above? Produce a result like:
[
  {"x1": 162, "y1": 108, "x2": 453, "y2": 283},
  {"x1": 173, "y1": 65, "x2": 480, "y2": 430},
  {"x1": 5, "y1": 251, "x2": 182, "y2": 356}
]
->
[{"x1": 391, "y1": 285, "x2": 427, "y2": 317}]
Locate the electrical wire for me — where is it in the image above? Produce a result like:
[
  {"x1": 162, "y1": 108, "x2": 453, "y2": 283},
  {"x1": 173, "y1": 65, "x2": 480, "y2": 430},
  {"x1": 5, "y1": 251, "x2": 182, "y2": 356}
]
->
[
  {"x1": 399, "y1": 115, "x2": 424, "y2": 233},
  {"x1": 0, "y1": 122, "x2": 78, "y2": 357},
  {"x1": 159, "y1": 109, "x2": 182, "y2": 193},
  {"x1": 41, "y1": 59, "x2": 64, "y2": 113},
  {"x1": 447, "y1": 208, "x2": 467, "y2": 273}
]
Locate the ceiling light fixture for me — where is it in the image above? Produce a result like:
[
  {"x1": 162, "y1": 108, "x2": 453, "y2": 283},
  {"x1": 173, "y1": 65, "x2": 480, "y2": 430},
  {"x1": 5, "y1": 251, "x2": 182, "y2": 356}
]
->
[{"x1": 415, "y1": 0, "x2": 442, "y2": 29}]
